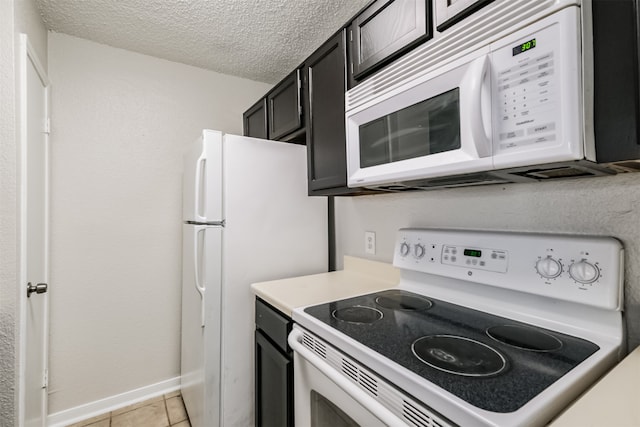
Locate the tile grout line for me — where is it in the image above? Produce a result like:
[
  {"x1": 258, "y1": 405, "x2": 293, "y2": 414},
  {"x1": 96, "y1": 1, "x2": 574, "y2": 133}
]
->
[{"x1": 164, "y1": 395, "x2": 171, "y2": 426}]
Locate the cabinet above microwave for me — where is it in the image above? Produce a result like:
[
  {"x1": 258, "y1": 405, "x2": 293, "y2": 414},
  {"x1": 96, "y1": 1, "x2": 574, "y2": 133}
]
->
[{"x1": 347, "y1": 0, "x2": 433, "y2": 88}]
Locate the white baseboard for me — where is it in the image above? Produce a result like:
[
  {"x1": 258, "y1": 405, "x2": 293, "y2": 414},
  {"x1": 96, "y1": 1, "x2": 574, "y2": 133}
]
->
[{"x1": 47, "y1": 376, "x2": 181, "y2": 427}]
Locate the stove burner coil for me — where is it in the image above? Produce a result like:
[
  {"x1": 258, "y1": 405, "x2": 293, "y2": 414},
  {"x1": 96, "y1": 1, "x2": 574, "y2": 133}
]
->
[
  {"x1": 486, "y1": 325, "x2": 563, "y2": 352},
  {"x1": 375, "y1": 291, "x2": 433, "y2": 311},
  {"x1": 331, "y1": 306, "x2": 383, "y2": 324},
  {"x1": 412, "y1": 335, "x2": 507, "y2": 377}
]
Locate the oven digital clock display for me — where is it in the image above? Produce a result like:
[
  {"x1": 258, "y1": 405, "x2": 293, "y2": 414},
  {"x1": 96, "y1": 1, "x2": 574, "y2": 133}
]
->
[
  {"x1": 512, "y1": 38, "x2": 536, "y2": 56},
  {"x1": 464, "y1": 249, "x2": 482, "y2": 257}
]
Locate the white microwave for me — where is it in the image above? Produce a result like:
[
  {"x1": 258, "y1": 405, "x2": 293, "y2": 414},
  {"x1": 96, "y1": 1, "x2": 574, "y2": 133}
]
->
[{"x1": 345, "y1": 0, "x2": 640, "y2": 190}]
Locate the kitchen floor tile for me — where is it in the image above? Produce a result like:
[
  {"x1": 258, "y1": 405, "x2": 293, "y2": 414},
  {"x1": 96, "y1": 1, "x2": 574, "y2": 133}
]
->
[
  {"x1": 111, "y1": 395, "x2": 164, "y2": 416},
  {"x1": 65, "y1": 412, "x2": 110, "y2": 427},
  {"x1": 81, "y1": 420, "x2": 110, "y2": 427},
  {"x1": 66, "y1": 392, "x2": 190, "y2": 427},
  {"x1": 166, "y1": 396, "x2": 188, "y2": 424},
  {"x1": 111, "y1": 401, "x2": 168, "y2": 427},
  {"x1": 164, "y1": 389, "x2": 181, "y2": 399}
]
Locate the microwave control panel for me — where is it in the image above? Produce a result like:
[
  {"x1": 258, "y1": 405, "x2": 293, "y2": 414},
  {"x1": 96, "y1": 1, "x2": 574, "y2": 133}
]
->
[
  {"x1": 495, "y1": 49, "x2": 556, "y2": 151},
  {"x1": 489, "y1": 8, "x2": 581, "y2": 163}
]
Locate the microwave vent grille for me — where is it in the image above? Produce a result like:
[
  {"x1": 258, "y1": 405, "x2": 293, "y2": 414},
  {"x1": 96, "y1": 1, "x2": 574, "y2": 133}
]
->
[
  {"x1": 607, "y1": 160, "x2": 640, "y2": 173},
  {"x1": 510, "y1": 163, "x2": 615, "y2": 180},
  {"x1": 370, "y1": 173, "x2": 513, "y2": 191},
  {"x1": 346, "y1": 0, "x2": 559, "y2": 112}
]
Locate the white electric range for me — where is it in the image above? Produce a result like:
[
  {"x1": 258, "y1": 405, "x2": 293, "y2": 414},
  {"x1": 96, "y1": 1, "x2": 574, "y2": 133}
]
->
[{"x1": 289, "y1": 228, "x2": 624, "y2": 427}]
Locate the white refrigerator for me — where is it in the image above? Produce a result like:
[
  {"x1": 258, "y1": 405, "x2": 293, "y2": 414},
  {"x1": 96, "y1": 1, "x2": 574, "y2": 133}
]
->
[{"x1": 181, "y1": 130, "x2": 328, "y2": 427}]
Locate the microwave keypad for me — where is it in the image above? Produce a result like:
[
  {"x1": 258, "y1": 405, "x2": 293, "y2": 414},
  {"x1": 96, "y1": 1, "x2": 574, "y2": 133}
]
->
[{"x1": 496, "y1": 51, "x2": 557, "y2": 151}]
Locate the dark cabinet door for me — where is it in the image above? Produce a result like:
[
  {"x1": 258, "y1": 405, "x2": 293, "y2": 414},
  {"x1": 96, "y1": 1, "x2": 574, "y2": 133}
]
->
[
  {"x1": 305, "y1": 30, "x2": 358, "y2": 195},
  {"x1": 243, "y1": 98, "x2": 268, "y2": 139},
  {"x1": 268, "y1": 69, "x2": 303, "y2": 141},
  {"x1": 348, "y1": 0, "x2": 432, "y2": 87},
  {"x1": 255, "y1": 330, "x2": 293, "y2": 427}
]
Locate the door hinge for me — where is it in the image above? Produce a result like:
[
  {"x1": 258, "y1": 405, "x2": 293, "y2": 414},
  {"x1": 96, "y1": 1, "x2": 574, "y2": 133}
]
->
[
  {"x1": 44, "y1": 117, "x2": 51, "y2": 134},
  {"x1": 42, "y1": 368, "x2": 48, "y2": 389}
]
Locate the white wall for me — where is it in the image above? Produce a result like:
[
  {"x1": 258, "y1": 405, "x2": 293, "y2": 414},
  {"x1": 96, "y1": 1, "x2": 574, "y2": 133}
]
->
[
  {"x1": 335, "y1": 173, "x2": 640, "y2": 352},
  {"x1": 0, "y1": 0, "x2": 48, "y2": 423},
  {"x1": 0, "y1": 2, "x2": 18, "y2": 423},
  {"x1": 47, "y1": 33, "x2": 272, "y2": 414}
]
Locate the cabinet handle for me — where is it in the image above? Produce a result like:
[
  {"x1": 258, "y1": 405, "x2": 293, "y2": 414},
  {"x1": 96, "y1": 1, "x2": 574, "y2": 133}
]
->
[{"x1": 296, "y1": 73, "x2": 303, "y2": 118}]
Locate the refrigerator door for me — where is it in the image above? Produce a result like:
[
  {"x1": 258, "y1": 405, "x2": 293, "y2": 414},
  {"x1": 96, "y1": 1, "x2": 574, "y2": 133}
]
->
[
  {"x1": 181, "y1": 224, "x2": 223, "y2": 427},
  {"x1": 183, "y1": 130, "x2": 224, "y2": 223},
  {"x1": 218, "y1": 134, "x2": 329, "y2": 427}
]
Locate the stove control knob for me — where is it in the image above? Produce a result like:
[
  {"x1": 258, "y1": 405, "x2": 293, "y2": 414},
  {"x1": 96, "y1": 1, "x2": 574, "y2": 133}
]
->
[
  {"x1": 400, "y1": 242, "x2": 410, "y2": 257},
  {"x1": 536, "y1": 257, "x2": 562, "y2": 279},
  {"x1": 414, "y1": 244, "x2": 426, "y2": 259},
  {"x1": 569, "y1": 260, "x2": 600, "y2": 284}
]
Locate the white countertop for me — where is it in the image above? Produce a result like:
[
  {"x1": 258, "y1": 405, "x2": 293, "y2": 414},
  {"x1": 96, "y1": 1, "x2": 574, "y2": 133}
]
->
[
  {"x1": 549, "y1": 345, "x2": 640, "y2": 426},
  {"x1": 250, "y1": 255, "x2": 400, "y2": 317}
]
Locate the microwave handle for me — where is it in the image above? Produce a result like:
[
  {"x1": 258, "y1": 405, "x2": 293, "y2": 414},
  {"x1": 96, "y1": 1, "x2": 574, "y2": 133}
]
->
[
  {"x1": 467, "y1": 55, "x2": 491, "y2": 157},
  {"x1": 288, "y1": 328, "x2": 408, "y2": 427}
]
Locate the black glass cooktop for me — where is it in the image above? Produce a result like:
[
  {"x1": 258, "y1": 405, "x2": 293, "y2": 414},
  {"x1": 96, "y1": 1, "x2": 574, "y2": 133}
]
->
[{"x1": 303, "y1": 289, "x2": 599, "y2": 413}]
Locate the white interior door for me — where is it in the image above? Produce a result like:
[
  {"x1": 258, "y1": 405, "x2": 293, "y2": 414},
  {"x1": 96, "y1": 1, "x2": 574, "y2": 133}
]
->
[{"x1": 19, "y1": 34, "x2": 50, "y2": 427}]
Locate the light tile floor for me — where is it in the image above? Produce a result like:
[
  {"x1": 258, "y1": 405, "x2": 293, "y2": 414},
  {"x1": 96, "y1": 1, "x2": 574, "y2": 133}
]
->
[{"x1": 66, "y1": 391, "x2": 191, "y2": 427}]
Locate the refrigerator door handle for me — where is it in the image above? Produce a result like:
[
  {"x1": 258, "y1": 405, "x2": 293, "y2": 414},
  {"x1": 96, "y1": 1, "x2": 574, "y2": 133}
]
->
[
  {"x1": 194, "y1": 226, "x2": 206, "y2": 327},
  {"x1": 194, "y1": 153, "x2": 207, "y2": 223}
]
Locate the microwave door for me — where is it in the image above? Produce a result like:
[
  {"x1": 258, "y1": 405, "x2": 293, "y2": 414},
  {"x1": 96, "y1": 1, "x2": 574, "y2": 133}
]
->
[{"x1": 346, "y1": 53, "x2": 493, "y2": 188}]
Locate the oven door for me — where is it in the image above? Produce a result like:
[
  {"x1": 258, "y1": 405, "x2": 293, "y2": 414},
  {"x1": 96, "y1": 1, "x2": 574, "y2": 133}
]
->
[
  {"x1": 293, "y1": 352, "x2": 387, "y2": 427},
  {"x1": 288, "y1": 325, "x2": 451, "y2": 427},
  {"x1": 289, "y1": 327, "x2": 430, "y2": 427},
  {"x1": 346, "y1": 51, "x2": 492, "y2": 189}
]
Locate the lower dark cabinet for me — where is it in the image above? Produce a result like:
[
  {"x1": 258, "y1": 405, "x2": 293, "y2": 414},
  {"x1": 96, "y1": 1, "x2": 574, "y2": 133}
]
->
[
  {"x1": 255, "y1": 331, "x2": 293, "y2": 427},
  {"x1": 255, "y1": 298, "x2": 293, "y2": 427}
]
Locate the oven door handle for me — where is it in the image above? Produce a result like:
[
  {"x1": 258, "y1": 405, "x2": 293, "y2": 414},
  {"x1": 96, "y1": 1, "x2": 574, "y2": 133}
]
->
[{"x1": 288, "y1": 328, "x2": 407, "y2": 427}]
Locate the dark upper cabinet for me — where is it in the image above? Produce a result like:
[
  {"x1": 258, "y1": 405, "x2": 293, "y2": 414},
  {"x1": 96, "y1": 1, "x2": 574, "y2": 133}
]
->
[
  {"x1": 304, "y1": 31, "x2": 371, "y2": 196},
  {"x1": 348, "y1": 0, "x2": 432, "y2": 88},
  {"x1": 434, "y1": 0, "x2": 495, "y2": 32},
  {"x1": 267, "y1": 69, "x2": 304, "y2": 141},
  {"x1": 243, "y1": 98, "x2": 268, "y2": 139},
  {"x1": 304, "y1": 31, "x2": 351, "y2": 195}
]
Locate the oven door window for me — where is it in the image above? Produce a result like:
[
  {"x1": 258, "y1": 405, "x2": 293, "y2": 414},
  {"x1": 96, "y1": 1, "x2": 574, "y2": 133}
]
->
[
  {"x1": 311, "y1": 390, "x2": 359, "y2": 427},
  {"x1": 359, "y1": 88, "x2": 461, "y2": 168}
]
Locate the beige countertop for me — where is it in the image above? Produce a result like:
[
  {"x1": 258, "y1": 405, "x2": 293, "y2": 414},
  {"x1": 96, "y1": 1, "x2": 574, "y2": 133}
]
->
[
  {"x1": 549, "y1": 345, "x2": 640, "y2": 426},
  {"x1": 250, "y1": 256, "x2": 400, "y2": 317}
]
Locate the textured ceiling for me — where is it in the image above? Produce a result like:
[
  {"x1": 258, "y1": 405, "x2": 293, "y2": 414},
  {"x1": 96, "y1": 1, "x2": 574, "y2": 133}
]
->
[{"x1": 36, "y1": 0, "x2": 371, "y2": 84}]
